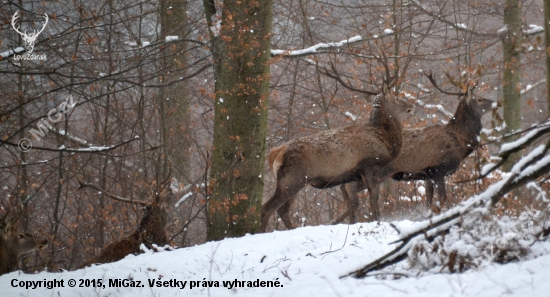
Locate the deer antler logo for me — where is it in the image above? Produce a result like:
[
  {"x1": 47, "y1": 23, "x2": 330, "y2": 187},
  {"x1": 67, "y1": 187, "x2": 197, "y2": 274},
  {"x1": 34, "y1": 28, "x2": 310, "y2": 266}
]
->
[{"x1": 11, "y1": 11, "x2": 48, "y2": 54}]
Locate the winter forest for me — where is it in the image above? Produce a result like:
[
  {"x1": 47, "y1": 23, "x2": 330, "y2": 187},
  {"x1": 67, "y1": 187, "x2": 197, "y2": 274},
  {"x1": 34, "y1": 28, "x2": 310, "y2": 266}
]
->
[{"x1": 1, "y1": 0, "x2": 550, "y2": 296}]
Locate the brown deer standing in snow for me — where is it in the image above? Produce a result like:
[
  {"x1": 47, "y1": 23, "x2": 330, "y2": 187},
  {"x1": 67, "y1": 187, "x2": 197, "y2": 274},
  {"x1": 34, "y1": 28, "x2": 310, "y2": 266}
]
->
[
  {"x1": 336, "y1": 71, "x2": 495, "y2": 223},
  {"x1": 78, "y1": 174, "x2": 172, "y2": 268},
  {"x1": 260, "y1": 61, "x2": 414, "y2": 232},
  {"x1": 0, "y1": 206, "x2": 48, "y2": 275}
]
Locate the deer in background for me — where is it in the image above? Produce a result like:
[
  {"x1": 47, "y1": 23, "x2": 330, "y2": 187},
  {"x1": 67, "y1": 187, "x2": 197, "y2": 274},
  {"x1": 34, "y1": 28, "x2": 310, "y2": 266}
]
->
[
  {"x1": 261, "y1": 60, "x2": 414, "y2": 232},
  {"x1": 336, "y1": 71, "x2": 495, "y2": 223},
  {"x1": 78, "y1": 174, "x2": 172, "y2": 268},
  {"x1": 0, "y1": 206, "x2": 48, "y2": 275}
]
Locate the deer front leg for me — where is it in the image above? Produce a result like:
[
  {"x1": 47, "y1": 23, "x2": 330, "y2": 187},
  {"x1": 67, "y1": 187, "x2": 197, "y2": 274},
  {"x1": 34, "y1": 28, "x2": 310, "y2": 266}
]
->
[
  {"x1": 426, "y1": 173, "x2": 446, "y2": 215},
  {"x1": 260, "y1": 177, "x2": 304, "y2": 233},
  {"x1": 332, "y1": 182, "x2": 359, "y2": 224},
  {"x1": 433, "y1": 174, "x2": 447, "y2": 207}
]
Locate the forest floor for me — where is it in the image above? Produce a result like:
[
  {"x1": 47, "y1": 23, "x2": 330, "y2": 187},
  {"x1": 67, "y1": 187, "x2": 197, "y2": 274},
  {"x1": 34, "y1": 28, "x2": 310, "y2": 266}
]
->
[{"x1": 2, "y1": 220, "x2": 549, "y2": 296}]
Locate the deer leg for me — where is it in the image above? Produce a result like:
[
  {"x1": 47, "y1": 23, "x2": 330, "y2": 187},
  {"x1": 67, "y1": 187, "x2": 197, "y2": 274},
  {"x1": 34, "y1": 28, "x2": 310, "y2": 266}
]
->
[
  {"x1": 433, "y1": 174, "x2": 447, "y2": 207},
  {"x1": 348, "y1": 182, "x2": 359, "y2": 224},
  {"x1": 332, "y1": 182, "x2": 358, "y2": 224},
  {"x1": 260, "y1": 187, "x2": 284, "y2": 233},
  {"x1": 260, "y1": 178, "x2": 304, "y2": 233},
  {"x1": 365, "y1": 174, "x2": 381, "y2": 222},
  {"x1": 425, "y1": 178, "x2": 434, "y2": 207},
  {"x1": 427, "y1": 174, "x2": 446, "y2": 215},
  {"x1": 277, "y1": 199, "x2": 295, "y2": 230}
]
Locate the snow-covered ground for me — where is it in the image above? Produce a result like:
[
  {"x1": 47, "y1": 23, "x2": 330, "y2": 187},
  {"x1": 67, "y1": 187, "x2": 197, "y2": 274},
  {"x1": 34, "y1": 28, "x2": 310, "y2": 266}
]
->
[{"x1": 2, "y1": 221, "x2": 550, "y2": 296}]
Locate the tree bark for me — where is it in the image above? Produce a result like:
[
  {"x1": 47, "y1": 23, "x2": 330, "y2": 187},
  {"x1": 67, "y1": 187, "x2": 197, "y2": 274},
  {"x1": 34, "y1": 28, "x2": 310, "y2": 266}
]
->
[
  {"x1": 501, "y1": 0, "x2": 523, "y2": 171},
  {"x1": 545, "y1": 0, "x2": 550, "y2": 116},
  {"x1": 160, "y1": 0, "x2": 190, "y2": 177},
  {"x1": 204, "y1": 0, "x2": 273, "y2": 240}
]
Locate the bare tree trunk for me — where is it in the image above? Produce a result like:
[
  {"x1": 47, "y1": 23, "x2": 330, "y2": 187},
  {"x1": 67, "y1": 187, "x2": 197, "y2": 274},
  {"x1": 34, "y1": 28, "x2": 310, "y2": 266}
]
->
[
  {"x1": 501, "y1": 0, "x2": 523, "y2": 171},
  {"x1": 160, "y1": 0, "x2": 190, "y2": 177},
  {"x1": 204, "y1": 0, "x2": 273, "y2": 240},
  {"x1": 545, "y1": 0, "x2": 550, "y2": 116}
]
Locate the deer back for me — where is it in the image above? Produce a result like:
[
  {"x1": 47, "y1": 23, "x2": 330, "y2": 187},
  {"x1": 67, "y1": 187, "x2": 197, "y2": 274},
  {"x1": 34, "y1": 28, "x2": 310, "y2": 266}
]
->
[
  {"x1": 269, "y1": 90, "x2": 412, "y2": 187},
  {"x1": 389, "y1": 90, "x2": 493, "y2": 179},
  {"x1": 78, "y1": 232, "x2": 141, "y2": 268}
]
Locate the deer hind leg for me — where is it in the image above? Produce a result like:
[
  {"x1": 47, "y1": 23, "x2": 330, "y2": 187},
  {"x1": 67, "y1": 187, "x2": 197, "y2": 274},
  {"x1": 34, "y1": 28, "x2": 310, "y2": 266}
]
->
[
  {"x1": 333, "y1": 182, "x2": 358, "y2": 225},
  {"x1": 260, "y1": 178, "x2": 304, "y2": 233},
  {"x1": 277, "y1": 199, "x2": 296, "y2": 229}
]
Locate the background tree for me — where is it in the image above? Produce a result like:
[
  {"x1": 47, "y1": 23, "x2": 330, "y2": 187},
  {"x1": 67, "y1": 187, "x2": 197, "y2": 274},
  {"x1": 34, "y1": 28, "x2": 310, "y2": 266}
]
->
[
  {"x1": 160, "y1": 0, "x2": 191, "y2": 178},
  {"x1": 545, "y1": 0, "x2": 550, "y2": 115},
  {"x1": 203, "y1": 0, "x2": 273, "y2": 240},
  {"x1": 502, "y1": 0, "x2": 524, "y2": 170}
]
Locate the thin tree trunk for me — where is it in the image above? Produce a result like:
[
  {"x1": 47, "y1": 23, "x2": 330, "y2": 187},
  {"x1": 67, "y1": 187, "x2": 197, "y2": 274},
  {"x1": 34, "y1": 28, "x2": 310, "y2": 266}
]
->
[
  {"x1": 204, "y1": 0, "x2": 273, "y2": 240},
  {"x1": 501, "y1": 0, "x2": 523, "y2": 171},
  {"x1": 545, "y1": 0, "x2": 550, "y2": 116},
  {"x1": 160, "y1": 0, "x2": 190, "y2": 177}
]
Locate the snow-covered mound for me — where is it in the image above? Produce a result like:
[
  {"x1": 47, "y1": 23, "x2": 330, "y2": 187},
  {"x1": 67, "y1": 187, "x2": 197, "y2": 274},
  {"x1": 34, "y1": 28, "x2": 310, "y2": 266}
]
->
[{"x1": 1, "y1": 221, "x2": 550, "y2": 296}]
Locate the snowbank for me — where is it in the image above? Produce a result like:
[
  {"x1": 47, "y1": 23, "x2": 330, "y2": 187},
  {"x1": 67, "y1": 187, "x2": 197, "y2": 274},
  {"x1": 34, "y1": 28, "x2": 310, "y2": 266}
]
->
[{"x1": 1, "y1": 221, "x2": 549, "y2": 296}]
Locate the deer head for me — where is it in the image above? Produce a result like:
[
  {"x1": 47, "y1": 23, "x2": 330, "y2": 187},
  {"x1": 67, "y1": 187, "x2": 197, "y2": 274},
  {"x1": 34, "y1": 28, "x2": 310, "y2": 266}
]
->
[
  {"x1": 11, "y1": 11, "x2": 49, "y2": 54},
  {"x1": 0, "y1": 205, "x2": 48, "y2": 275},
  {"x1": 424, "y1": 70, "x2": 495, "y2": 120}
]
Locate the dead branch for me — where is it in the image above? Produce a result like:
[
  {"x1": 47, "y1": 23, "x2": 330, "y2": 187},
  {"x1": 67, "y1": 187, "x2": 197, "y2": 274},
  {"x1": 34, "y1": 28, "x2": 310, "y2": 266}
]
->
[{"x1": 77, "y1": 179, "x2": 148, "y2": 206}]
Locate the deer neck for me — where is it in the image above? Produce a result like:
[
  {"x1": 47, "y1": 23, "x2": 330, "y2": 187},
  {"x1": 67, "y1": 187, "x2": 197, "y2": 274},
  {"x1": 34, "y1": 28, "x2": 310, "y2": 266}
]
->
[
  {"x1": 137, "y1": 209, "x2": 167, "y2": 245},
  {"x1": 448, "y1": 100, "x2": 483, "y2": 147},
  {"x1": 369, "y1": 105, "x2": 403, "y2": 158}
]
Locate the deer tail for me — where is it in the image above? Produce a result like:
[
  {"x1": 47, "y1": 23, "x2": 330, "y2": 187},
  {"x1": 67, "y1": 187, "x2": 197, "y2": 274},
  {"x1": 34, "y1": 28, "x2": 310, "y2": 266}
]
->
[{"x1": 268, "y1": 145, "x2": 287, "y2": 177}]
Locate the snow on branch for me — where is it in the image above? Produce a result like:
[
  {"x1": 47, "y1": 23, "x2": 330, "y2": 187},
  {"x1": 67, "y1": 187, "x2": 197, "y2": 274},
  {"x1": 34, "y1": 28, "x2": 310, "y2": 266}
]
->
[
  {"x1": 500, "y1": 122, "x2": 550, "y2": 153},
  {"x1": 271, "y1": 35, "x2": 363, "y2": 58},
  {"x1": 479, "y1": 121, "x2": 550, "y2": 178},
  {"x1": 521, "y1": 79, "x2": 546, "y2": 95},
  {"x1": 0, "y1": 47, "x2": 25, "y2": 59},
  {"x1": 50, "y1": 129, "x2": 89, "y2": 146},
  {"x1": 0, "y1": 136, "x2": 140, "y2": 153},
  {"x1": 343, "y1": 121, "x2": 550, "y2": 278},
  {"x1": 525, "y1": 24, "x2": 544, "y2": 35}
]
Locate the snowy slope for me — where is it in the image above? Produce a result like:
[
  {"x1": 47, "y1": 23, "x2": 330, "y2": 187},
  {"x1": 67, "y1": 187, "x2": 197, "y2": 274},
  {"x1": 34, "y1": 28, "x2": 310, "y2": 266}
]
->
[{"x1": 1, "y1": 221, "x2": 550, "y2": 296}]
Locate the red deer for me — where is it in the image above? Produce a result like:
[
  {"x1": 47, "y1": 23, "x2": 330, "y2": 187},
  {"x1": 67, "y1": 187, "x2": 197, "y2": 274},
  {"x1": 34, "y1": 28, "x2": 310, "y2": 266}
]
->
[
  {"x1": 260, "y1": 63, "x2": 414, "y2": 232},
  {"x1": 78, "y1": 174, "x2": 171, "y2": 268},
  {"x1": 336, "y1": 72, "x2": 495, "y2": 223},
  {"x1": 0, "y1": 207, "x2": 48, "y2": 275}
]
